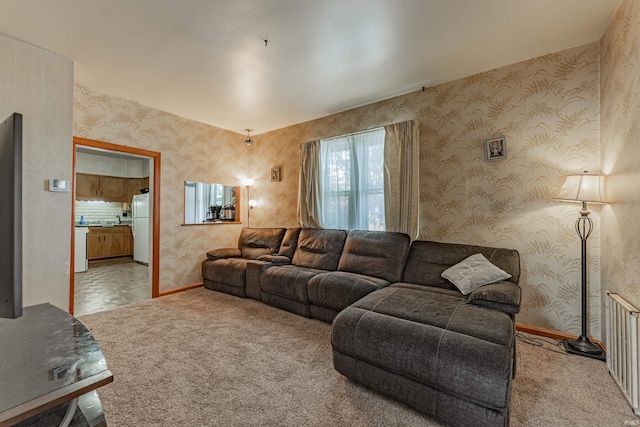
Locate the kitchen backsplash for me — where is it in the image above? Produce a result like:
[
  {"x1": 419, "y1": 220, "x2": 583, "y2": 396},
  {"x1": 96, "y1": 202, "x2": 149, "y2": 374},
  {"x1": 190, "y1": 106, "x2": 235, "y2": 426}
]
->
[{"x1": 76, "y1": 201, "x2": 128, "y2": 223}]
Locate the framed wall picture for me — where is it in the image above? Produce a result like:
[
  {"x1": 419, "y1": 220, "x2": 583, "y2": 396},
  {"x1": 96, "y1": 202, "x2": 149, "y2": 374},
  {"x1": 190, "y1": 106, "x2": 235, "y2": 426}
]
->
[
  {"x1": 485, "y1": 136, "x2": 506, "y2": 161},
  {"x1": 271, "y1": 167, "x2": 281, "y2": 182}
]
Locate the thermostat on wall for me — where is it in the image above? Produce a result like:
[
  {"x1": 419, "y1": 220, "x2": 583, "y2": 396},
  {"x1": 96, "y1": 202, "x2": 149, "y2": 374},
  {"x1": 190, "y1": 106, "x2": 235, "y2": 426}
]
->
[{"x1": 48, "y1": 179, "x2": 70, "y2": 192}]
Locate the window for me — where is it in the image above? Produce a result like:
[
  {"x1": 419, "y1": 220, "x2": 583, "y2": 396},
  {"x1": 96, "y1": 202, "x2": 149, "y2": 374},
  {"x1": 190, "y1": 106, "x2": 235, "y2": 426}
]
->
[{"x1": 319, "y1": 127, "x2": 385, "y2": 230}]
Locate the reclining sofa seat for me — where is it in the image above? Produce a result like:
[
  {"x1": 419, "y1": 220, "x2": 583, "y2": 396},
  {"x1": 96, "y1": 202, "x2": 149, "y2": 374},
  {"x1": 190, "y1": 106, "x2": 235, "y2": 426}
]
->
[
  {"x1": 202, "y1": 227, "x2": 286, "y2": 298},
  {"x1": 259, "y1": 229, "x2": 412, "y2": 322},
  {"x1": 307, "y1": 230, "x2": 411, "y2": 322},
  {"x1": 331, "y1": 240, "x2": 522, "y2": 427},
  {"x1": 259, "y1": 228, "x2": 347, "y2": 318}
]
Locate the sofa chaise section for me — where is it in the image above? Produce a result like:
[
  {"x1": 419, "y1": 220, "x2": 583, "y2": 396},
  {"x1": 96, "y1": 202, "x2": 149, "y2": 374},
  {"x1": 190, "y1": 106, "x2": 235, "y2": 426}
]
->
[{"x1": 331, "y1": 240, "x2": 521, "y2": 427}]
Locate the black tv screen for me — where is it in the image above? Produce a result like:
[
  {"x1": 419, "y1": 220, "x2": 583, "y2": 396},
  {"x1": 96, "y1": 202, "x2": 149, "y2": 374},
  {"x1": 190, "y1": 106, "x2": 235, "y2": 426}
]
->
[{"x1": 0, "y1": 113, "x2": 22, "y2": 319}]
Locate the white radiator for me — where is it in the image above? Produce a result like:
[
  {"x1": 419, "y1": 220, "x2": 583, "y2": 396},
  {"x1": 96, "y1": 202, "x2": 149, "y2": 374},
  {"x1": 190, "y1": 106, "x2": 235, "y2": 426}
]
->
[{"x1": 606, "y1": 291, "x2": 640, "y2": 415}]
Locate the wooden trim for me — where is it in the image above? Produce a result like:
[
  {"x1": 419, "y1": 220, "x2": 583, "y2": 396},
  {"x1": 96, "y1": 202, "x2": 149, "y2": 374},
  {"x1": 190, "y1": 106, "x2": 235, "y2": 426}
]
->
[
  {"x1": 69, "y1": 146, "x2": 77, "y2": 314},
  {"x1": 151, "y1": 153, "x2": 161, "y2": 298},
  {"x1": 70, "y1": 137, "x2": 161, "y2": 308},
  {"x1": 73, "y1": 136, "x2": 161, "y2": 158},
  {"x1": 516, "y1": 323, "x2": 606, "y2": 351},
  {"x1": 159, "y1": 282, "x2": 203, "y2": 297}
]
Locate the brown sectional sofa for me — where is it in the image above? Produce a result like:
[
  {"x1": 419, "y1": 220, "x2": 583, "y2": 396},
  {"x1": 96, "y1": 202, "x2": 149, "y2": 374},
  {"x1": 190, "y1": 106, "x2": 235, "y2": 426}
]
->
[{"x1": 201, "y1": 227, "x2": 521, "y2": 427}]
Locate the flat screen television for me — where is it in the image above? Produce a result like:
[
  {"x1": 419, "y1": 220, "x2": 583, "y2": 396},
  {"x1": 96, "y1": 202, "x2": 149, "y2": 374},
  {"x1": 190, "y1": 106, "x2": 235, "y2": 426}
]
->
[{"x1": 0, "y1": 112, "x2": 22, "y2": 319}]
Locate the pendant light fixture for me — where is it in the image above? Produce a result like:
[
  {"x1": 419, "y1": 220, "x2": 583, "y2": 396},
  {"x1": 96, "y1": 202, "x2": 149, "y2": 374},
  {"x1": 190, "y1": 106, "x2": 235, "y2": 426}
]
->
[{"x1": 244, "y1": 129, "x2": 253, "y2": 146}]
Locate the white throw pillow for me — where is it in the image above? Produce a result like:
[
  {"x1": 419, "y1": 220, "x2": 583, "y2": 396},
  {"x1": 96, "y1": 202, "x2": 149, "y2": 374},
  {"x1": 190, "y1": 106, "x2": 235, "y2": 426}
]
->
[{"x1": 441, "y1": 253, "x2": 512, "y2": 295}]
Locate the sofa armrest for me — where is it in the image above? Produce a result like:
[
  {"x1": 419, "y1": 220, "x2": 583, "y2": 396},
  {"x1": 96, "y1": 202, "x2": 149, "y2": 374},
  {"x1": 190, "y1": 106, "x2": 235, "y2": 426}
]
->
[
  {"x1": 207, "y1": 248, "x2": 242, "y2": 260},
  {"x1": 467, "y1": 281, "x2": 521, "y2": 314},
  {"x1": 257, "y1": 255, "x2": 291, "y2": 264}
]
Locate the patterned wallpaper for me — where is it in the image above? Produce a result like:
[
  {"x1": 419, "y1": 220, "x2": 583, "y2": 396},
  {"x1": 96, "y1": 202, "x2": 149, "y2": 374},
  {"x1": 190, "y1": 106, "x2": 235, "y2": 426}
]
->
[
  {"x1": 601, "y1": 0, "x2": 640, "y2": 313},
  {"x1": 74, "y1": 41, "x2": 607, "y2": 337},
  {"x1": 73, "y1": 84, "x2": 250, "y2": 291},
  {"x1": 257, "y1": 43, "x2": 602, "y2": 338}
]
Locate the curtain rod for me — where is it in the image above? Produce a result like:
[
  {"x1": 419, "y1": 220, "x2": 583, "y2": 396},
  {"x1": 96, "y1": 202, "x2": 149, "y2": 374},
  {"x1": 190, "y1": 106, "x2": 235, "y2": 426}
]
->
[{"x1": 299, "y1": 119, "x2": 414, "y2": 146}]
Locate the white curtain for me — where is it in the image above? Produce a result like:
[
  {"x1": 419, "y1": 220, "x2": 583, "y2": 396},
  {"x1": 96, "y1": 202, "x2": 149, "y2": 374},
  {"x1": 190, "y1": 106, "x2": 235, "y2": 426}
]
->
[
  {"x1": 384, "y1": 120, "x2": 420, "y2": 238},
  {"x1": 319, "y1": 128, "x2": 385, "y2": 230}
]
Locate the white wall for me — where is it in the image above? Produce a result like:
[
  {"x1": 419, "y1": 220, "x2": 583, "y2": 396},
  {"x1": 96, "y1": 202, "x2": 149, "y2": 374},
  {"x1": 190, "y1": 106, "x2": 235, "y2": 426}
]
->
[
  {"x1": 0, "y1": 33, "x2": 74, "y2": 311},
  {"x1": 76, "y1": 151, "x2": 147, "y2": 178}
]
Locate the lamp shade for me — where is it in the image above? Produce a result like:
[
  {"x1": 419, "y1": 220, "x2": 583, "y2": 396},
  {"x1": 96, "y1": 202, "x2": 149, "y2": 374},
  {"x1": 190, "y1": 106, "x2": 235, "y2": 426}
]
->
[
  {"x1": 556, "y1": 173, "x2": 606, "y2": 204},
  {"x1": 241, "y1": 178, "x2": 254, "y2": 187}
]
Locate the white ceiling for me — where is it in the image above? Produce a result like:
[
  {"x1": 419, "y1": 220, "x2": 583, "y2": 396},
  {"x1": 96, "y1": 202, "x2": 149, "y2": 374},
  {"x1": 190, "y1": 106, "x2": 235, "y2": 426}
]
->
[{"x1": 0, "y1": 0, "x2": 621, "y2": 135}]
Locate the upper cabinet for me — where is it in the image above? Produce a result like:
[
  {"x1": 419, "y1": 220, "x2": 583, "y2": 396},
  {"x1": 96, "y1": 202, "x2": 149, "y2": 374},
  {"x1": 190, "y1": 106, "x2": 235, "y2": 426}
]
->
[
  {"x1": 77, "y1": 173, "x2": 148, "y2": 203},
  {"x1": 125, "y1": 178, "x2": 142, "y2": 203},
  {"x1": 76, "y1": 173, "x2": 100, "y2": 198},
  {"x1": 98, "y1": 175, "x2": 126, "y2": 200}
]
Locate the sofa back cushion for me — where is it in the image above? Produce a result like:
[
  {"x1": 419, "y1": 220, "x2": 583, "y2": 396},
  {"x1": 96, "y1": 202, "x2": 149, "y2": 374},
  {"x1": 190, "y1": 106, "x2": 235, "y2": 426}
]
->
[
  {"x1": 337, "y1": 231, "x2": 411, "y2": 282},
  {"x1": 238, "y1": 227, "x2": 287, "y2": 259},
  {"x1": 291, "y1": 228, "x2": 347, "y2": 270},
  {"x1": 278, "y1": 228, "x2": 301, "y2": 259},
  {"x1": 402, "y1": 240, "x2": 520, "y2": 290}
]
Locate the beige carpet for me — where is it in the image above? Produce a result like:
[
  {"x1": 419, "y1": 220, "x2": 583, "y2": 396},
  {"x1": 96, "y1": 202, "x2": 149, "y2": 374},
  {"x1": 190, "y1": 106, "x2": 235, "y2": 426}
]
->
[{"x1": 78, "y1": 288, "x2": 636, "y2": 426}]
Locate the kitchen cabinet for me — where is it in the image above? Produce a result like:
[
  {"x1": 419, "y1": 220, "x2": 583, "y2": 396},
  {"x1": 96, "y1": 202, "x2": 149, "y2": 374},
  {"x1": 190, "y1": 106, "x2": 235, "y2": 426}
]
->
[
  {"x1": 87, "y1": 226, "x2": 132, "y2": 260},
  {"x1": 125, "y1": 178, "x2": 142, "y2": 204},
  {"x1": 99, "y1": 176, "x2": 126, "y2": 200},
  {"x1": 76, "y1": 173, "x2": 100, "y2": 198},
  {"x1": 76, "y1": 173, "x2": 150, "y2": 203},
  {"x1": 76, "y1": 173, "x2": 126, "y2": 202}
]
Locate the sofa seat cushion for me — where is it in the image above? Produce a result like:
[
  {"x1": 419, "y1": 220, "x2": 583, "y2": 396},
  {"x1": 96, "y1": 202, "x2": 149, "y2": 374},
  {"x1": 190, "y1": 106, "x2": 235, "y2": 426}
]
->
[
  {"x1": 332, "y1": 285, "x2": 515, "y2": 409},
  {"x1": 291, "y1": 229, "x2": 347, "y2": 270},
  {"x1": 308, "y1": 271, "x2": 389, "y2": 312},
  {"x1": 202, "y1": 257, "x2": 251, "y2": 289},
  {"x1": 337, "y1": 230, "x2": 411, "y2": 282},
  {"x1": 238, "y1": 227, "x2": 287, "y2": 259},
  {"x1": 260, "y1": 265, "x2": 326, "y2": 303}
]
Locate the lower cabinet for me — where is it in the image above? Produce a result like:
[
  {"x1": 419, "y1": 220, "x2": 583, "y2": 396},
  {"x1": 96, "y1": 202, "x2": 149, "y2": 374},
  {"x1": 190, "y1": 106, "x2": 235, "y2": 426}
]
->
[{"x1": 87, "y1": 227, "x2": 132, "y2": 260}]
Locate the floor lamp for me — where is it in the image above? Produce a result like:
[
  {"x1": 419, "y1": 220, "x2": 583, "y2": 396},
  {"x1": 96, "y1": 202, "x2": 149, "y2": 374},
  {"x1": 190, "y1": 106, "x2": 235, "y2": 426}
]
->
[
  {"x1": 556, "y1": 171, "x2": 606, "y2": 361},
  {"x1": 241, "y1": 178, "x2": 256, "y2": 228}
]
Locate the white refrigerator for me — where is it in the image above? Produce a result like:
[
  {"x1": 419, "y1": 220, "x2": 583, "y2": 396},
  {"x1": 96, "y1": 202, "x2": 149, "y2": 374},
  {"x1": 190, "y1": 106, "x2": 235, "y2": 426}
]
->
[{"x1": 132, "y1": 193, "x2": 150, "y2": 264}]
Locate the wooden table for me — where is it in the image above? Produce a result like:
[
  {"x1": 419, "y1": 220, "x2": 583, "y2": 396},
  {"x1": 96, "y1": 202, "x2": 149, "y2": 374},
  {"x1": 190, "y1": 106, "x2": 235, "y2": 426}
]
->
[{"x1": 0, "y1": 304, "x2": 113, "y2": 426}]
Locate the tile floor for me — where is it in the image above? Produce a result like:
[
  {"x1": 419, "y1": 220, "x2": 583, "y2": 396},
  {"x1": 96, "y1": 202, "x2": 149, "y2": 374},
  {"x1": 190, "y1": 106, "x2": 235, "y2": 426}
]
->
[{"x1": 74, "y1": 257, "x2": 150, "y2": 316}]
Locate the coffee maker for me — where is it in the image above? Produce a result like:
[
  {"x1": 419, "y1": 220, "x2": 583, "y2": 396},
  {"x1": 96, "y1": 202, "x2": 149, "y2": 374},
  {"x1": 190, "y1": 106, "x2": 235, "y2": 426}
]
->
[{"x1": 207, "y1": 205, "x2": 222, "y2": 222}]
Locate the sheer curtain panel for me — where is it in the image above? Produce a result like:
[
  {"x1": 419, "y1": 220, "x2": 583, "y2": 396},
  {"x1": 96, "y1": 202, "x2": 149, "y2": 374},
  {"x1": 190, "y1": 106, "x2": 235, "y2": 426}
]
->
[{"x1": 319, "y1": 128, "x2": 385, "y2": 231}]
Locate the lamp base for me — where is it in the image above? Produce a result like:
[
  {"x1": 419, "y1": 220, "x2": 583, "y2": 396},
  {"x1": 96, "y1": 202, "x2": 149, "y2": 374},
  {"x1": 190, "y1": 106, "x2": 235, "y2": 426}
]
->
[{"x1": 562, "y1": 336, "x2": 606, "y2": 361}]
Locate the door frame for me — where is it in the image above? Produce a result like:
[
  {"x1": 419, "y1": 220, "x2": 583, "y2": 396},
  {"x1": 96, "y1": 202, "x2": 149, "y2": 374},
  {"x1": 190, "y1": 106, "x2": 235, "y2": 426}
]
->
[{"x1": 70, "y1": 136, "x2": 161, "y2": 314}]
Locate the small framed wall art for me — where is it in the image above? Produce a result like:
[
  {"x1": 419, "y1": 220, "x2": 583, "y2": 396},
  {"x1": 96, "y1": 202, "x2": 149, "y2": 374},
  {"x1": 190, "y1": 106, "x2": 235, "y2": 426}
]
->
[
  {"x1": 485, "y1": 136, "x2": 506, "y2": 161},
  {"x1": 271, "y1": 167, "x2": 281, "y2": 182}
]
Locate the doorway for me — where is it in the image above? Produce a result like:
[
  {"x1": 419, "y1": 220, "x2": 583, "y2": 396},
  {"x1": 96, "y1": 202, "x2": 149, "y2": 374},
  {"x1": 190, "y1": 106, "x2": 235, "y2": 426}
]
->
[{"x1": 70, "y1": 136, "x2": 161, "y2": 315}]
